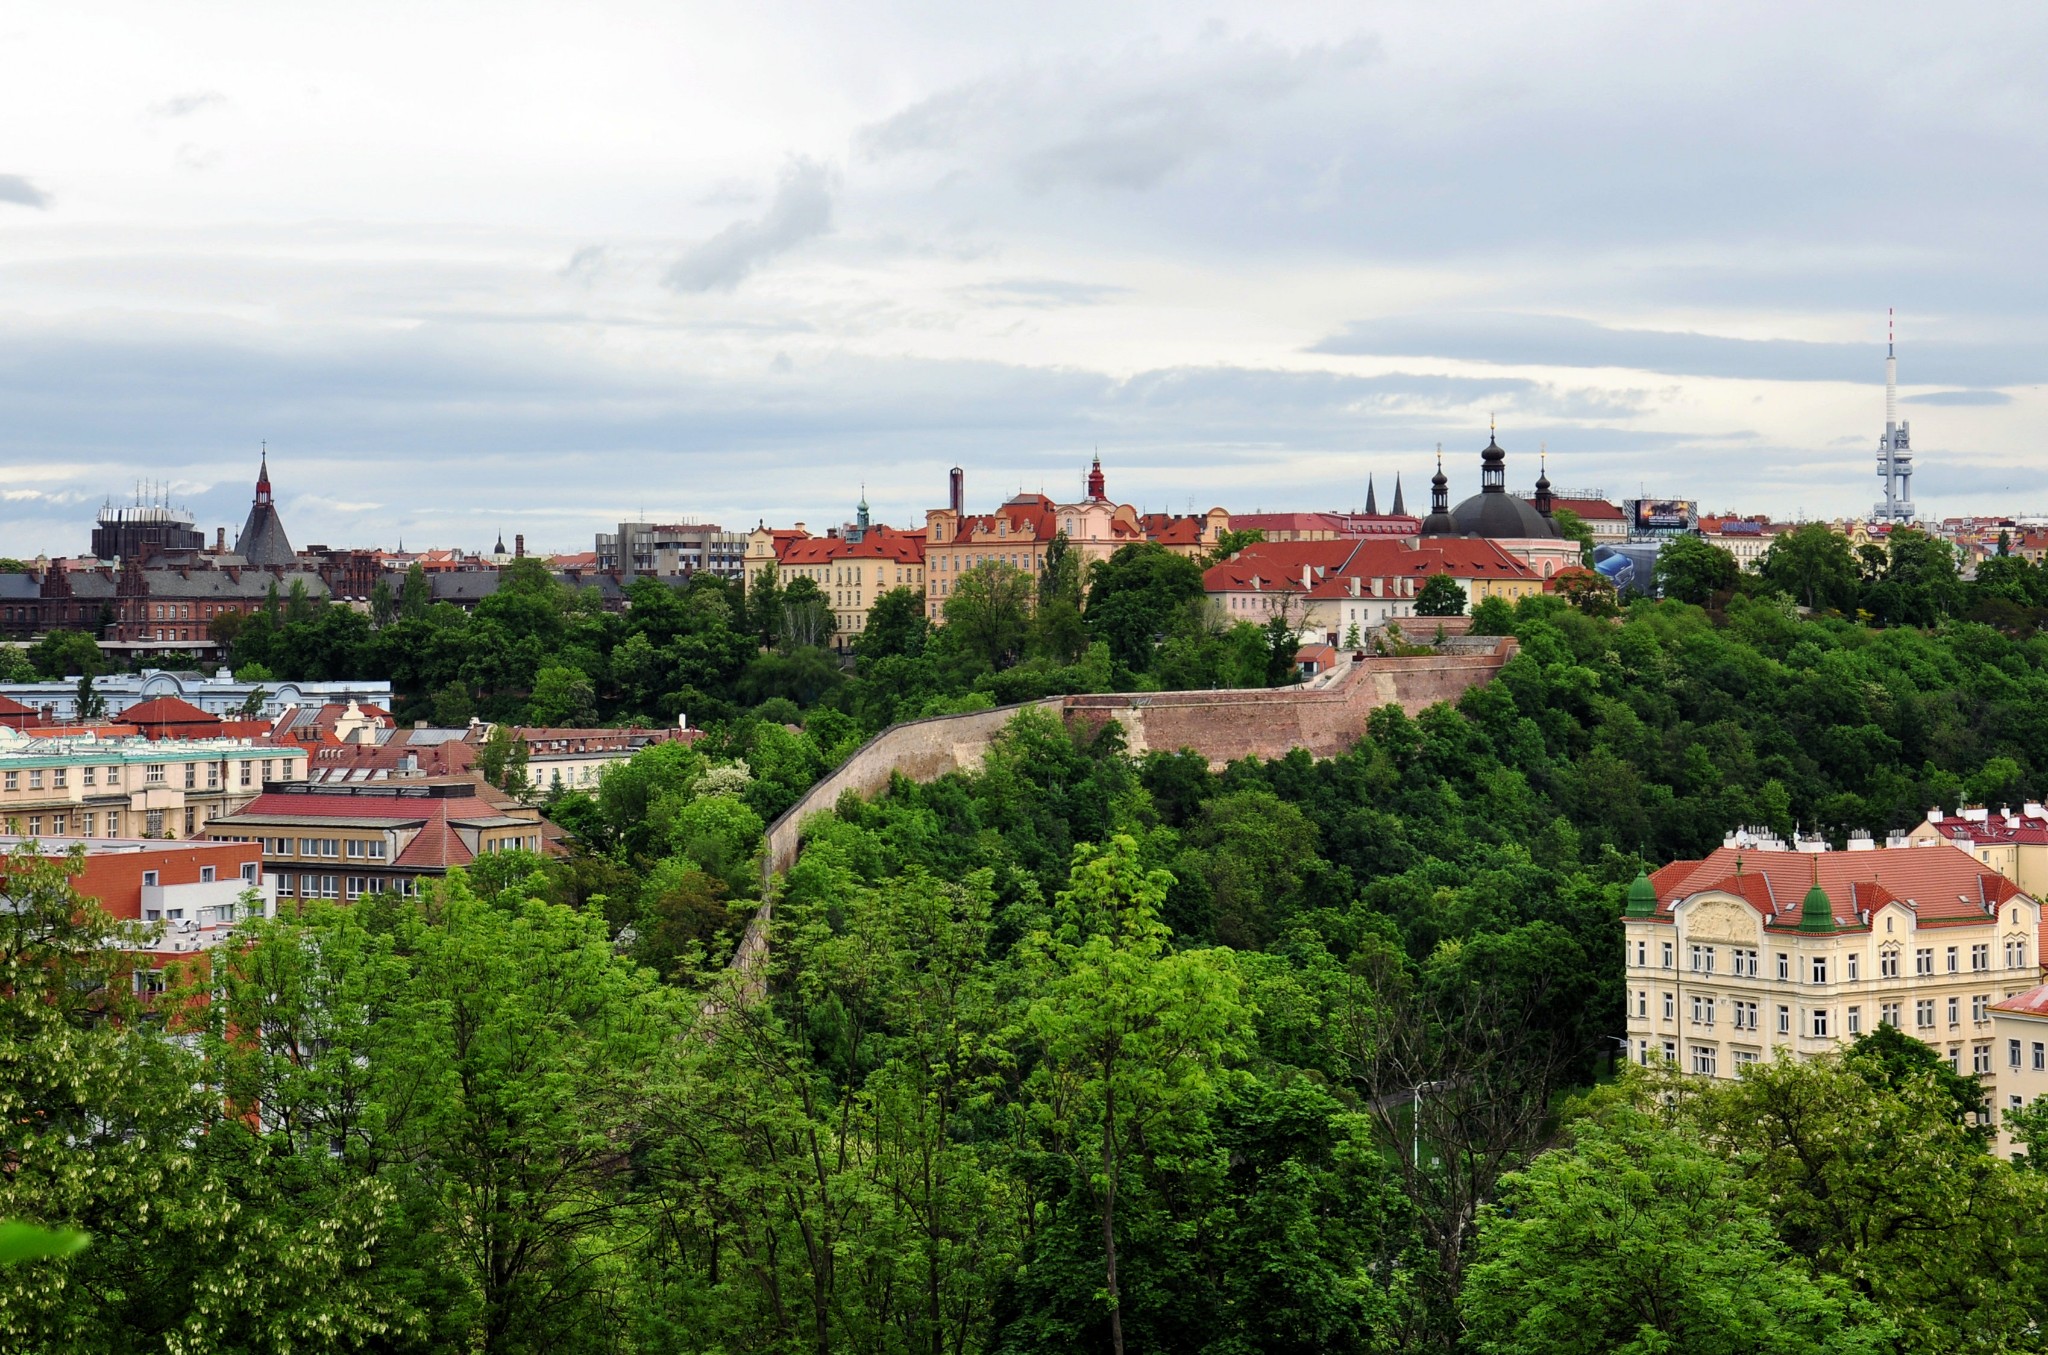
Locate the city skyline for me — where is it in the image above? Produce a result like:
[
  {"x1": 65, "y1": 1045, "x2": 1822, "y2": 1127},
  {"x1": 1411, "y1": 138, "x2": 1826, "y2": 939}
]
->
[{"x1": 5, "y1": 3, "x2": 2048, "y2": 554}]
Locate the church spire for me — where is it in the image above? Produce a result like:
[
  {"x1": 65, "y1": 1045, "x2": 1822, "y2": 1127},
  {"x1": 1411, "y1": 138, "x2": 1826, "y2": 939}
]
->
[
  {"x1": 1364, "y1": 474, "x2": 1379, "y2": 516},
  {"x1": 255, "y1": 443, "x2": 272, "y2": 506},
  {"x1": 1391, "y1": 473, "x2": 1406, "y2": 517},
  {"x1": 1430, "y1": 445, "x2": 1449, "y2": 516}
]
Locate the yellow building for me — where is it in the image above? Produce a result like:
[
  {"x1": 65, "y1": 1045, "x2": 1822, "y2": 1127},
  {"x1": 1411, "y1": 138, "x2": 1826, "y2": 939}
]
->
[
  {"x1": 1623, "y1": 838, "x2": 2043, "y2": 1108},
  {"x1": 1907, "y1": 805, "x2": 2048, "y2": 897},
  {"x1": 1990, "y1": 984, "x2": 2048, "y2": 1159},
  {"x1": 0, "y1": 730, "x2": 308, "y2": 840}
]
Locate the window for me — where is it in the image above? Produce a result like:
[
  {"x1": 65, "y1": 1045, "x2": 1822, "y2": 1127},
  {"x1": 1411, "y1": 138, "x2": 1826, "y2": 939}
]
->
[
  {"x1": 184, "y1": 807, "x2": 195, "y2": 836},
  {"x1": 1734, "y1": 1000, "x2": 1758, "y2": 1030},
  {"x1": 277, "y1": 874, "x2": 296, "y2": 897},
  {"x1": 1847, "y1": 1005, "x2": 1862, "y2": 1035},
  {"x1": 106, "y1": 767, "x2": 120, "y2": 787},
  {"x1": 320, "y1": 875, "x2": 338, "y2": 899},
  {"x1": 27, "y1": 770, "x2": 41, "y2": 790},
  {"x1": 1734, "y1": 1048, "x2": 1759, "y2": 1067},
  {"x1": 1634, "y1": 940, "x2": 1647, "y2": 967},
  {"x1": 299, "y1": 838, "x2": 316, "y2": 857},
  {"x1": 205, "y1": 764, "x2": 218, "y2": 789},
  {"x1": 1691, "y1": 1045, "x2": 1718, "y2": 1076},
  {"x1": 1691, "y1": 995, "x2": 1714, "y2": 1026},
  {"x1": 1947, "y1": 946, "x2": 1959, "y2": 974},
  {"x1": 1882, "y1": 1002, "x2": 1901, "y2": 1028},
  {"x1": 367, "y1": 840, "x2": 386, "y2": 860},
  {"x1": 262, "y1": 759, "x2": 274, "y2": 782},
  {"x1": 1777, "y1": 1005, "x2": 1791, "y2": 1035},
  {"x1": 1811, "y1": 1008, "x2": 1830, "y2": 1038},
  {"x1": 1949, "y1": 1046, "x2": 1962, "y2": 1072},
  {"x1": 1810, "y1": 956, "x2": 1828, "y2": 984},
  {"x1": 184, "y1": 763, "x2": 195, "y2": 789},
  {"x1": 81, "y1": 813, "x2": 94, "y2": 837},
  {"x1": 49, "y1": 815, "x2": 64, "y2": 835},
  {"x1": 1915, "y1": 999, "x2": 1935, "y2": 1030},
  {"x1": 1974, "y1": 994, "x2": 1989, "y2": 1022},
  {"x1": 141, "y1": 870, "x2": 158, "y2": 887},
  {"x1": 2007, "y1": 939, "x2": 2030, "y2": 969},
  {"x1": 106, "y1": 812, "x2": 120, "y2": 836},
  {"x1": 346, "y1": 876, "x2": 365, "y2": 899},
  {"x1": 1777, "y1": 953, "x2": 1790, "y2": 980},
  {"x1": 1973, "y1": 944, "x2": 1990, "y2": 972},
  {"x1": 1691, "y1": 944, "x2": 1716, "y2": 975},
  {"x1": 1915, "y1": 948, "x2": 1934, "y2": 976},
  {"x1": 1948, "y1": 996, "x2": 1960, "y2": 1026},
  {"x1": 1976, "y1": 1045, "x2": 1994, "y2": 1075},
  {"x1": 1662, "y1": 992, "x2": 1675, "y2": 1020},
  {"x1": 51, "y1": 769, "x2": 65, "y2": 789},
  {"x1": 240, "y1": 863, "x2": 257, "y2": 883},
  {"x1": 81, "y1": 766, "x2": 95, "y2": 786},
  {"x1": 2, "y1": 772, "x2": 15, "y2": 790},
  {"x1": 240, "y1": 761, "x2": 252, "y2": 787},
  {"x1": 1846, "y1": 953, "x2": 1859, "y2": 981},
  {"x1": 2013, "y1": 1039, "x2": 2025, "y2": 1070},
  {"x1": 1661, "y1": 942, "x2": 1674, "y2": 968},
  {"x1": 2036, "y1": 1042, "x2": 2047, "y2": 1073},
  {"x1": 1733, "y1": 948, "x2": 1759, "y2": 977},
  {"x1": 145, "y1": 810, "x2": 164, "y2": 836},
  {"x1": 1881, "y1": 949, "x2": 1900, "y2": 978},
  {"x1": 200, "y1": 866, "x2": 215, "y2": 884},
  {"x1": 1636, "y1": 990, "x2": 1648, "y2": 1018},
  {"x1": 146, "y1": 764, "x2": 166, "y2": 785}
]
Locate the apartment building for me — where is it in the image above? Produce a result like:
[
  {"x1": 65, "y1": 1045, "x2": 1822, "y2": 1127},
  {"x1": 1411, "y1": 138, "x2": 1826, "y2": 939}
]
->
[
  {"x1": 1623, "y1": 836, "x2": 2044, "y2": 1100},
  {"x1": 1991, "y1": 984, "x2": 2048, "y2": 1158},
  {"x1": 1907, "y1": 803, "x2": 2048, "y2": 896},
  {"x1": 0, "y1": 835, "x2": 274, "y2": 995},
  {"x1": 207, "y1": 778, "x2": 550, "y2": 902},
  {"x1": 0, "y1": 730, "x2": 308, "y2": 841}
]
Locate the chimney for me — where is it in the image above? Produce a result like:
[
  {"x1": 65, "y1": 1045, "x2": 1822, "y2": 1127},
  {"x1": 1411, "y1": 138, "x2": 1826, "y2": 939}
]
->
[
  {"x1": 215, "y1": 527, "x2": 226, "y2": 552},
  {"x1": 1301, "y1": 564, "x2": 1312, "y2": 589},
  {"x1": 950, "y1": 466, "x2": 965, "y2": 515},
  {"x1": 514, "y1": 534, "x2": 525, "y2": 558}
]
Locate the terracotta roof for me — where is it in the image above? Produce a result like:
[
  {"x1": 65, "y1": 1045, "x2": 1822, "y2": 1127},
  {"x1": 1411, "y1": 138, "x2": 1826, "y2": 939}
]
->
[
  {"x1": 1228, "y1": 513, "x2": 1340, "y2": 533},
  {"x1": 1990, "y1": 984, "x2": 2048, "y2": 1019},
  {"x1": 116, "y1": 696, "x2": 221, "y2": 728},
  {"x1": 0, "y1": 695, "x2": 37, "y2": 716},
  {"x1": 394, "y1": 817, "x2": 474, "y2": 869},
  {"x1": 1549, "y1": 497, "x2": 1627, "y2": 521},
  {"x1": 1641, "y1": 843, "x2": 2026, "y2": 931}
]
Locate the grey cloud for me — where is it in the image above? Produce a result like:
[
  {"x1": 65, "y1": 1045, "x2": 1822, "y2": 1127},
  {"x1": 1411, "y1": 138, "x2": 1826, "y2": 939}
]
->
[
  {"x1": 150, "y1": 91, "x2": 226, "y2": 118},
  {"x1": 0, "y1": 175, "x2": 50, "y2": 209},
  {"x1": 664, "y1": 158, "x2": 834, "y2": 292},
  {"x1": 1904, "y1": 389, "x2": 2012, "y2": 407},
  {"x1": 1310, "y1": 313, "x2": 2048, "y2": 388},
  {"x1": 969, "y1": 278, "x2": 1129, "y2": 307},
  {"x1": 559, "y1": 245, "x2": 607, "y2": 283},
  {"x1": 860, "y1": 35, "x2": 1376, "y2": 195}
]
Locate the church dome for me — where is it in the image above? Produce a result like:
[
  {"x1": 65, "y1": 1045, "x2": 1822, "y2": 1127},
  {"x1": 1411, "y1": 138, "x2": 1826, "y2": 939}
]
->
[{"x1": 1420, "y1": 432, "x2": 1561, "y2": 540}]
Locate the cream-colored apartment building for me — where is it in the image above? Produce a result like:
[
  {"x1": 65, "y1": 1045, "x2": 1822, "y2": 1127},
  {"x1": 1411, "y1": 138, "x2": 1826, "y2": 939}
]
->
[
  {"x1": 0, "y1": 728, "x2": 308, "y2": 841},
  {"x1": 1624, "y1": 836, "x2": 2044, "y2": 1100},
  {"x1": 1990, "y1": 984, "x2": 2048, "y2": 1159}
]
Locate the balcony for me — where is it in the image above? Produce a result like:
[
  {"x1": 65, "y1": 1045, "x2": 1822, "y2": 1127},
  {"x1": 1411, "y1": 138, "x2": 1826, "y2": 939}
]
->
[{"x1": 139, "y1": 877, "x2": 276, "y2": 954}]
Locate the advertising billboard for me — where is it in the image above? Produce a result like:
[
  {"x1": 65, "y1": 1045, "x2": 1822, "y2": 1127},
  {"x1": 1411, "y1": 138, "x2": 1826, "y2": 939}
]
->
[{"x1": 1629, "y1": 498, "x2": 1696, "y2": 532}]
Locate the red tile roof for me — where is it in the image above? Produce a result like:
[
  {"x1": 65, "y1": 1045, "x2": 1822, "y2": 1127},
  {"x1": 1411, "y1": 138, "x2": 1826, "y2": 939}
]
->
[
  {"x1": 1551, "y1": 496, "x2": 1627, "y2": 521},
  {"x1": 1642, "y1": 843, "x2": 2025, "y2": 931},
  {"x1": 116, "y1": 696, "x2": 221, "y2": 729},
  {"x1": 393, "y1": 817, "x2": 474, "y2": 869}
]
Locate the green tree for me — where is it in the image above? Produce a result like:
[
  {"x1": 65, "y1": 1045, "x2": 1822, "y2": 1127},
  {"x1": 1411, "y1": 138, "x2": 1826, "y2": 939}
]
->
[
  {"x1": 1550, "y1": 507, "x2": 1597, "y2": 567},
  {"x1": 73, "y1": 672, "x2": 106, "y2": 721},
  {"x1": 1654, "y1": 534, "x2": 1741, "y2": 604},
  {"x1": 1469, "y1": 594, "x2": 1515, "y2": 635},
  {"x1": 1761, "y1": 523, "x2": 1861, "y2": 612},
  {"x1": 369, "y1": 576, "x2": 397, "y2": 627},
  {"x1": 1464, "y1": 1102, "x2": 1890, "y2": 1355},
  {"x1": 1415, "y1": 573, "x2": 1467, "y2": 617},
  {"x1": 28, "y1": 629, "x2": 101, "y2": 679},
  {"x1": 1085, "y1": 543, "x2": 1207, "y2": 672},
  {"x1": 400, "y1": 561, "x2": 432, "y2": 619},
  {"x1": 474, "y1": 723, "x2": 529, "y2": 796},
  {"x1": 944, "y1": 561, "x2": 1033, "y2": 672},
  {"x1": 1019, "y1": 835, "x2": 1251, "y2": 1355},
  {"x1": 1204, "y1": 527, "x2": 1265, "y2": 563},
  {"x1": 853, "y1": 584, "x2": 929, "y2": 661},
  {"x1": 776, "y1": 576, "x2": 837, "y2": 652},
  {"x1": 0, "y1": 646, "x2": 32, "y2": 682},
  {"x1": 526, "y1": 664, "x2": 597, "y2": 726}
]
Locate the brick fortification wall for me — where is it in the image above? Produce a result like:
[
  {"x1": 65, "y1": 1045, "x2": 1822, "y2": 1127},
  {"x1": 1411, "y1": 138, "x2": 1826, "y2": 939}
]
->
[{"x1": 732, "y1": 645, "x2": 1513, "y2": 985}]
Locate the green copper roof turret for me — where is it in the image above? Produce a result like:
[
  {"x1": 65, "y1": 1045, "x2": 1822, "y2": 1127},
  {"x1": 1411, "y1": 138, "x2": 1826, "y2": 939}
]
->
[
  {"x1": 1799, "y1": 879, "x2": 1836, "y2": 933},
  {"x1": 1625, "y1": 872, "x2": 1657, "y2": 918}
]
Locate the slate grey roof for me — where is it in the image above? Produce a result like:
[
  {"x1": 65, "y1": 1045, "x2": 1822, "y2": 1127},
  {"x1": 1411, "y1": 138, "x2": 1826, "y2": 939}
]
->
[{"x1": 236, "y1": 503, "x2": 295, "y2": 566}]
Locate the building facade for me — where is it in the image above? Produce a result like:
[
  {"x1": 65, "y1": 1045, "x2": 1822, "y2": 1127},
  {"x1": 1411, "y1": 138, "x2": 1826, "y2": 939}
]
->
[
  {"x1": 208, "y1": 778, "x2": 549, "y2": 902},
  {"x1": 1623, "y1": 838, "x2": 2045, "y2": 1101},
  {"x1": 0, "y1": 730, "x2": 309, "y2": 841},
  {"x1": 595, "y1": 521, "x2": 748, "y2": 580}
]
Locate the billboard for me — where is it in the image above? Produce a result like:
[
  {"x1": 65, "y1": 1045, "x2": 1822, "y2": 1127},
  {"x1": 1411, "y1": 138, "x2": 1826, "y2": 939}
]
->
[{"x1": 1630, "y1": 498, "x2": 1696, "y2": 532}]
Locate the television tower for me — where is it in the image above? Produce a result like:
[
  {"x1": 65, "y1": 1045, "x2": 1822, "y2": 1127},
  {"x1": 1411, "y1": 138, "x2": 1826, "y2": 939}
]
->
[{"x1": 1873, "y1": 309, "x2": 1914, "y2": 521}]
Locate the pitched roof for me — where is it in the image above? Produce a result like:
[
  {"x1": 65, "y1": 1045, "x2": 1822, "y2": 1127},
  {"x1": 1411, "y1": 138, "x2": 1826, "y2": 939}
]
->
[
  {"x1": 1640, "y1": 843, "x2": 2026, "y2": 930},
  {"x1": 115, "y1": 696, "x2": 220, "y2": 729},
  {"x1": 1990, "y1": 984, "x2": 2048, "y2": 1019},
  {"x1": 235, "y1": 502, "x2": 295, "y2": 567},
  {"x1": 1550, "y1": 496, "x2": 1627, "y2": 521},
  {"x1": 393, "y1": 817, "x2": 474, "y2": 869}
]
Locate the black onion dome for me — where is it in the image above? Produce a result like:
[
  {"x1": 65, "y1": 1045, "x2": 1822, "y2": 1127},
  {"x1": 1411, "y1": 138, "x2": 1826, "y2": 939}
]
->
[{"x1": 1444, "y1": 489, "x2": 1560, "y2": 538}]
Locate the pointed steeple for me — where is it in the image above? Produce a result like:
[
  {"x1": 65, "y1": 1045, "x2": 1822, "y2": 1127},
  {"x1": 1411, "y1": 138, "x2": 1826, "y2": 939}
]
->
[
  {"x1": 1086, "y1": 454, "x2": 1106, "y2": 502},
  {"x1": 1430, "y1": 447, "x2": 1449, "y2": 516},
  {"x1": 255, "y1": 443, "x2": 272, "y2": 506},
  {"x1": 1480, "y1": 420, "x2": 1506, "y2": 494},
  {"x1": 494, "y1": 529, "x2": 507, "y2": 556},
  {"x1": 1391, "y1": 473, "x2": 1406, "y2": 517},
  {"x1": 1534, "y1": 446, "x2": 1554, "y2": 517},
  {"x1": 1364, "y1": 474, "x2": 1379, "y2": 516}
]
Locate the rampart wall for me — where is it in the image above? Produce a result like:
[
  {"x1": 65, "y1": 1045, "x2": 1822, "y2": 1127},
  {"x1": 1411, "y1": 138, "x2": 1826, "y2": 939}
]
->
[{"x1": 733, "y1": 643, "x2": 1514, "y2": 985}]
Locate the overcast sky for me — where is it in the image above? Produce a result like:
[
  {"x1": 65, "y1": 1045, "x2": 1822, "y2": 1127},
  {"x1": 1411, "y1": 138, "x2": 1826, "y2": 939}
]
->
[{"x1": 3, "y1": 1, "x2": 2045, "y2": 556}]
